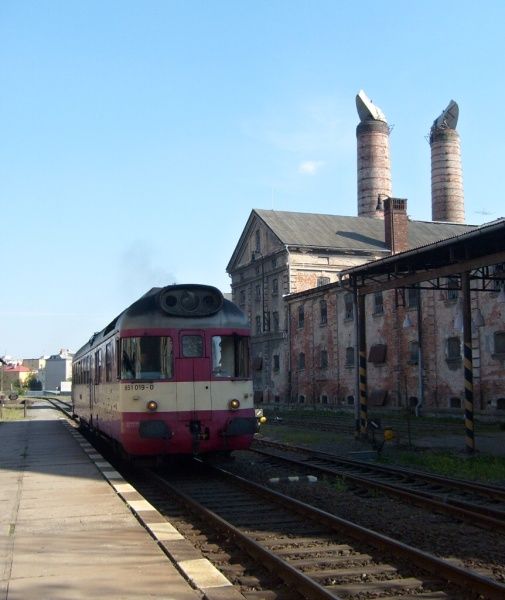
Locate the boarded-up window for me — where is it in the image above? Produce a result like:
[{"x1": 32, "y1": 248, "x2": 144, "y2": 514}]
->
[
  {"x1": 370, "y1": 389, "x2": 388, "y2": 406},
  {"x1": 252, "y1": 356, "x2": 263, "y2": 371},
  {"x1": 298, "y1": 305, "x2": 304, "y2": 328},
  {"x1": 345, "y1": 346, "x2": 355, "y2": 367},
  {"x1": 344, "y1": 293, "x2": 354, "y2": 320},
  {"x1": 446, "y1": 337, "x2": 461, "y2": 360},
  {"x1": 408, "y1": 341, "x2": 419, "y2": 364},
  {"x1": 374, "y1": 292, "x2": 384, "y2": 314},
  {"x1": 368, "y1": 344, "x2": 387, "y2": 364},
  {"x1": 407, "y1": 287, "x2": 419, "y2": 308},
  {"x1": 320, "y1": 300, "x2": 327, "y2": 325},
  {"x1": 317, "y1": 276, "x2": 330, "y2": 287},
  {"x1": 494, "y1": 331, "x2": 505, "y2": 354},
  {"x1": 273, "y1": 311, "x2": 279, "y2": 332}
]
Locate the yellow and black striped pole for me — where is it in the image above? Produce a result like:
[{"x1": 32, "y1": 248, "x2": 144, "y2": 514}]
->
[
  {"x1": 358, "y1": 293, "x2": 368, "y2": 436},
  {"x1": 461, "y1": 272, "x2": 475, "y2": 453}
]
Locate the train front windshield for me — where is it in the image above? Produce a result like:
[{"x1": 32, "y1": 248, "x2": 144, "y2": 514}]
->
[
  {"x1": 120, "y1": 334, "x2": 250, "y2": 380},
  {"x1": 121, "y1": 336, "x2": 173, "y2": 380},
  {"x1": 211, "y1": 335, "x2": 250, "y2": 378}
]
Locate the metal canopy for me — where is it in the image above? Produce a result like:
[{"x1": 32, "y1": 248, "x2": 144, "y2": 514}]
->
[{"x1": 341, "y1": 218, "x2": 505, "y2": 295}]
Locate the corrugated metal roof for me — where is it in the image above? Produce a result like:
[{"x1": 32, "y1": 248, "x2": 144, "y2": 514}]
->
[{"x1": 254, "y1": 209, "x2": 476, "y2": 252}]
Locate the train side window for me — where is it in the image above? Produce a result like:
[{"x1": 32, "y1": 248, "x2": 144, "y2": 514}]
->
[
  {"x1": 94, "y1": 349, "x2": 102, "y2": 384},
  {"x1": 105, "y1": 343, "x2": 113, "y2": 382},
  {"x1": 182, "y1": 335, "x2": 203, "y2": 358},
  {"x1": 212, "y1": 335, "x2": 250, "y2": 378}
]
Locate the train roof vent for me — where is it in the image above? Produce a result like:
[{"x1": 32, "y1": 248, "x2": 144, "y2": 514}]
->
[{"x1": 158, "y1": 284, "x2": 223, "y2": 317}]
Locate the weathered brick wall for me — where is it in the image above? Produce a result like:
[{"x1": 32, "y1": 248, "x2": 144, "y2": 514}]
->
[{"x1": 287, "y1": 281, "x2": 505, "y2": 413}]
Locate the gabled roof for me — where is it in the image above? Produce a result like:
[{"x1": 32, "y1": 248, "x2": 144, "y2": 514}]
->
[
  {"x1": 255, "y1": 209, "x2": 475, "y2": 249},
  {"x1": 227, "y1": 208, "x2": 476, "y2": 272},
  {"x1": 4, "y1": 365, "x2": 31, "y2": 373}
]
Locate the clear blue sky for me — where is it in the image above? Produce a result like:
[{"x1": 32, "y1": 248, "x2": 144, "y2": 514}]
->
[{"x1": 1, "y1": 1, "x2": 504, "y2": 358}]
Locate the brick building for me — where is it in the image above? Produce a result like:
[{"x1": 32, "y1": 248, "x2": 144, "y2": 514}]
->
[
  {"x1": 227, "y1": 93, "x2": 505, "y2": 414},
  {"x1": 227, "y1": 205, "x2": 474, "y2": 406}
]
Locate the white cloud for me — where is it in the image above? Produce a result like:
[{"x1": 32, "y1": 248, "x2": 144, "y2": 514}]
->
[{"x1": 298, "y1": 160, "x2": 325, "y2": 175}]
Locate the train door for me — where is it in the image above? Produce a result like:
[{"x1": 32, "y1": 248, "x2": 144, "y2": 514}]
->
[{"x1": 175, "y1": 331, "x2": 212, "y2": 419}]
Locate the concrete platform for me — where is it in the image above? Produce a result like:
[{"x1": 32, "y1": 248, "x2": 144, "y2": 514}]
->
[{"x1": 0, "y1": 403, "x2": 243, "y2": 600}]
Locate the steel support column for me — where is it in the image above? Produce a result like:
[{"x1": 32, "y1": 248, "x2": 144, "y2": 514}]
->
[
  {"x1": 357, "y1": 293, "x2": 368, "y2": 436},
  {"x1": 461, "y1": 271, "x2": 475, "y2": 453}
]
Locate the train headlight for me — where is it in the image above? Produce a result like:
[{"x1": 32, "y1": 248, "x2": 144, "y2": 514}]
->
[
  {"x1": 229, "y1": 398, "x2": 240, "y2": 410},
  {"x1": 146, "y1": 400, "x2": 158, "y2": 412}
]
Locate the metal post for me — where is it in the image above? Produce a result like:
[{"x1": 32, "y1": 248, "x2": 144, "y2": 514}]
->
[
  {"x1": 357, "y1": 292, "x2": 368, "y2": 436},
  {"x1": 461, "y1": 271, "x2": 475, "y2": 453}
]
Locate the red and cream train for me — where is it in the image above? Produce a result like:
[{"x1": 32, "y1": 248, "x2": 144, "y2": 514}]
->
[{"x1": 72, "y1": 284, "x2": 261, "y2": 457}]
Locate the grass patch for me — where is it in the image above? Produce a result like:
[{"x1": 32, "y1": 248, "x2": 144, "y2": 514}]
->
[
  {"x1": 259, "y1": 423, "x2": 347, "y2": 446},
  {"x1": 381, "y1": 450, "x2": 505, "y2": 483},
  {"x1": 0, "y1": 406, "x2": 25, "y2": 422}
]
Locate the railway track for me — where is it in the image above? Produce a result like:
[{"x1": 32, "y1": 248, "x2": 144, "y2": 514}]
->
[
  {"x1": 251, "y1": 438, "x2": 505, "y2": 533},
  {"x1": 137, "y1": 460, "x2": 505, "y2": 599},
  {"x1": 268, "y1": 414, "x2": 498, "y2": 439},
  {"x1": 45, "y1": 400, "x2": 505, "y2": 596}
]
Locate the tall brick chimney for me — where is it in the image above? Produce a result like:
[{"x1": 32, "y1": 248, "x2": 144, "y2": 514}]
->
[
  {"x1": 384, "y1": 197, "x2": 408, "y2": 254},
  {"x1": 356, "y1": 90, "x2": 392, "y2": 220},
  {"x1": 430, "y1": 100, "x2": 465, "y2": 223}
]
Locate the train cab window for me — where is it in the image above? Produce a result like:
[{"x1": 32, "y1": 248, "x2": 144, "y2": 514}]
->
[
  {"x1": 212, "y1": 335, "x2": 250, "y2": 378},
  {"x1": 182, "y1": 335, "x2": 203, "y2": 358},
  {"x1": 121, "y1": 336, "x2": 173, "y2": 380}
]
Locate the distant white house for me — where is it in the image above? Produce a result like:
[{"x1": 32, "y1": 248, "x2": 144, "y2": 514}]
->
[{"x1": 44, "y1": 349, "x2": 73, "y2": 392}]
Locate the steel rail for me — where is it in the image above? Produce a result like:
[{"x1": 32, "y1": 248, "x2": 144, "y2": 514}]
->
[
  {"x1": 149, "y1": 462, "x2": 505, "y2": 600},
  {"x1": 211, "y1": 463, "x2": 505, "y2": 600},
  {"x1": 255, "y1": 438, "x2": 505, "y2": 499},
  {"x1": 148, "y1": 468, "x2": 341, "y2": 600},
  {"x1": 252, "y1": 446, "x2": 505, "y2": 533}
]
